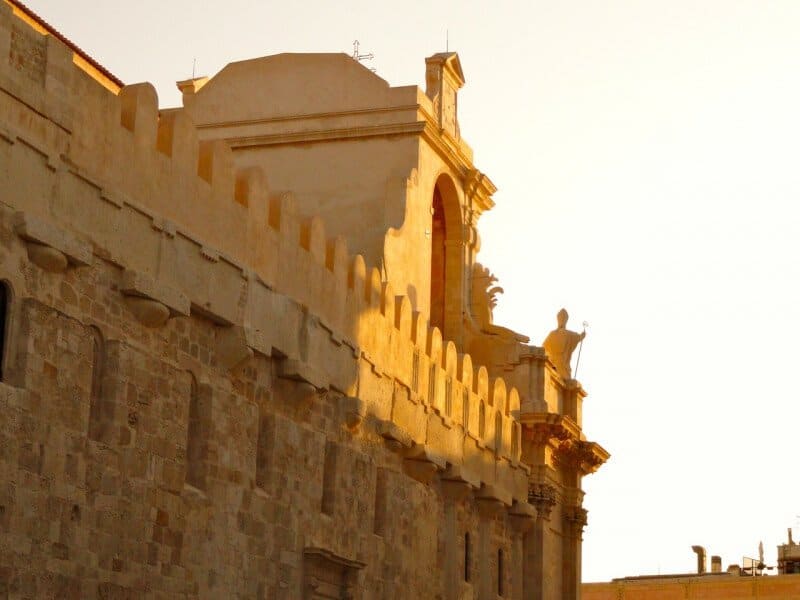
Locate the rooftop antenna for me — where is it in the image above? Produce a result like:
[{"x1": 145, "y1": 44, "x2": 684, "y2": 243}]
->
[
  {"x1": 352, "y1": 40, "x2": 376, "y2": 71},
  {"x1": 192, "y1": 58, "x2": 196, "y2": 79}
]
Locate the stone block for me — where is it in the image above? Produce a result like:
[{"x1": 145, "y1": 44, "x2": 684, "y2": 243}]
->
[{"x1": 120, "y1": 269, "x2": 189, "y2": 316}]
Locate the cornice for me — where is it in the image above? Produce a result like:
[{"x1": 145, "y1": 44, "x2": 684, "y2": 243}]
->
[
  {"x1": 198, "y1": 99, "x2": 497, "y2": 213},
  {"x1": 195, "y1": 104, "x2": 422, "y2": 130},
  {"x1": 554, "y1": 440, "x2": 610, "y2": 476},
  {"x1": 417, "y1": 119, "x2": 496, "y2": 213},
  {"x1": 225, "y1": 121, "x2": 427, "y2": 149},
  {"x1": 519, "y1": 412, "x2": 582, "y2": 445},
  {"x1": 518, "y1": 412, "x2": 608, "y2": 475}
]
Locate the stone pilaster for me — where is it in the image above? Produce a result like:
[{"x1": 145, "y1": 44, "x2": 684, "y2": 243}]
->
[
  {"x1": 508, "y1": 502, "x2": 536, "y2": 600},
  {"x1": 524, "y1": 482, "x2": 558, "y2": 600},
  {"x1": 476, "y1": 487, "x2": 506, "y2": 600},
  {"x1": 562, "y1": 505, "x2": 588, "y2": 600},
  {"x1": 441, "y1": 476, "x2": 473, "y2": 600}
]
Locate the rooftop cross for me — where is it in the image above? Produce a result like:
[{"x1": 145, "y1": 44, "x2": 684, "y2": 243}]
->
[{"x1": 351, "y1": 40, "x2": 374, "y2": 62}]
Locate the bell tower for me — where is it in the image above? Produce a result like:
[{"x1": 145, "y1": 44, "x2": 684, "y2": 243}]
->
[{"x1": 425, "y1": 52, "x2": 465, "y2": 139}]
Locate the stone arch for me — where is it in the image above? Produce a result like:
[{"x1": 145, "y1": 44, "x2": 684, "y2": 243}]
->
[{"x1": 429, "y1": 173, "x2": 465, "y2": 344}]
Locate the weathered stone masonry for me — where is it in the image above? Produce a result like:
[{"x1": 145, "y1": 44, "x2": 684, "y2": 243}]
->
[{"x1": 0, "y1": 3, "x2": 606, "y2": 599}]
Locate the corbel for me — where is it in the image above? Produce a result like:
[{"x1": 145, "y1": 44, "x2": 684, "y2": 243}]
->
[
  {"x1": 340, "y1": 395, "x2": 367, "y2": 431},
  {"x1": 475, "y1": 484, "x2": 508, "y2": 518},
  {"x1": 403, "y1": 443, "x2": 445, "y2": 485},
  {"x1": 378, "y1": 420, "x2": 414, "y2": 453},
  {"x1": 476, "y1": 483, "x2": 512, "y2": 510},
  {"x1": 277, "y1": 358, "x2": 328, "y2": 391},
  {"x1": 507, "y1": 500, "x2": 537, "y2": 534},
  {"x1": 14, "y1": 211, "x2": 91, "y2": 273},
  {"x1": 120, "y1": 269, "x2": 189, "y2": 328},
  {"x1": 215, "y1": 325, "x2": 254, "y2": 370},
  {"x1": 440, "y1": 464, "x2": 477, "y2": 502}
]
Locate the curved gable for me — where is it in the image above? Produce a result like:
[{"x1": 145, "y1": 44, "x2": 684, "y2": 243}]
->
[{"x1": 189, "y1": 53, "x2": 409, "y2": 124}]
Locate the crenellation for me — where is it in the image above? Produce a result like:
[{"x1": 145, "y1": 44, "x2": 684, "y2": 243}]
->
[
  {"x1": 119, "y1": 83, "x2": 158, "y2": 149},
  {"x1": 379, "y1": 280, "x2": 395, "y2": 326},
  {"x1": 366, "y1": 265, "x2": 382, "y2": 313}
]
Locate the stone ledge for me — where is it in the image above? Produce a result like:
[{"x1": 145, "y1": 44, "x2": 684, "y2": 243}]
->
[
  {"x1": 378, "y1": 420, "x2": 414, "y2": 451},
  {"x1": 14, "y1": 210, "x2": 91, "y2": 267},
  {"x1": 121, "y1": 269, "x2": 190, "y2": 317},
  {"x1": 277, "y1": 358, "x2": 328, "y2": 390}
]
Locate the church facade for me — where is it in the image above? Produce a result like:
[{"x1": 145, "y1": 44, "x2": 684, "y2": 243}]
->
[{"x1": 0, "y1": 2, "x2": 607, "y2": 598}]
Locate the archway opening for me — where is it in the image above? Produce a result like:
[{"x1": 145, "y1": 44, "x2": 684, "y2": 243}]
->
[
  {"x1": 429, "y1": 175, "x2": 464, "y2": 341},
  {"x1": 430, "y1": 186, "x2": 446, "y2": 332}
]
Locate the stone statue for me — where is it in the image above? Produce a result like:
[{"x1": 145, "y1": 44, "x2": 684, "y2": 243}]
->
[{"x1": 542, "y1": 308, "x2": 585, "y2": 379}]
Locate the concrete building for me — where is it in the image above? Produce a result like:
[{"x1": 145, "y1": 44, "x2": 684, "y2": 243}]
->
[
  {"x1": 583, "y1": 573, "x2": 800, "y2": 600},
  {"x1": 778, "y1": 529, "x2": 800, "y2": 575},
  {"x1": 0, "y1": 1, "x2": 607, "y2": 598},
  {"x1": 583, "y1": 538, "x2": 800, "y2": 599}
]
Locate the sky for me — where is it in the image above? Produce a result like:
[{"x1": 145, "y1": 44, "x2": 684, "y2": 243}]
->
[{"x1": 24, "y1": 0, "x2": 800, "y2": 583}]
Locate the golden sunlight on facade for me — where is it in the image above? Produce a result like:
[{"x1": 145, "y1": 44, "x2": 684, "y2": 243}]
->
[{"x1": 0, "y1": 2, "x2": 609, "y2": 598}]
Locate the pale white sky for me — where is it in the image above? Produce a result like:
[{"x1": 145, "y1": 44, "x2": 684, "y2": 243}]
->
[{"x1": 27, "y1": 0, "x2": 800, "y2": 582}]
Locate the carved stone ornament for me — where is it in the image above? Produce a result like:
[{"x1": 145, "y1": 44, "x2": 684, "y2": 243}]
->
[
  {"x1": 564, "y1": 505, "x2": 589, "y2": 536},
  {"x1": 526, "y1": 421, "x2": 574, "y2": 446},
  {"x1": 528, "y1": 482, "x2": 557, "y2": 520},
  {"x1": 554, "y1": 439, "x2": 609, "y2": 475},
  {"x1": 471, "y1": 263, "x2": 502, "y2": 328},
  {"x1": 469, "y1": 263, "x2": 529, "y2": 342}
]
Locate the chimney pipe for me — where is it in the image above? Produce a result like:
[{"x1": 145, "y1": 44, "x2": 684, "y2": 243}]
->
[
  {"x1": 711, "y1": 555, "x2": 722, "y2": 573},
  {"x1": 789, "y1": 528, "x2": 794, "y2": 546},
  {"x1": 691, "y1": 545, "x2": 707, "y2": 574}
]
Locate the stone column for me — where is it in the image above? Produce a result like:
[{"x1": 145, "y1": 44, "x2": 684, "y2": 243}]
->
[
  {"x1": 562, "y1": 505, "x2": 588, "y2": 600},
  {"x1": 525, "y1": 482, "x2": 557, "y2": 600},
  {"x1": 441, "y1": 478, "x2": 473, "y2": 600}
]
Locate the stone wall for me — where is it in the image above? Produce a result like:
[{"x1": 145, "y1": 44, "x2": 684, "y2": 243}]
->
[{"x1": 0, "y1": 5, "x2": 540, "y2": 599}]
